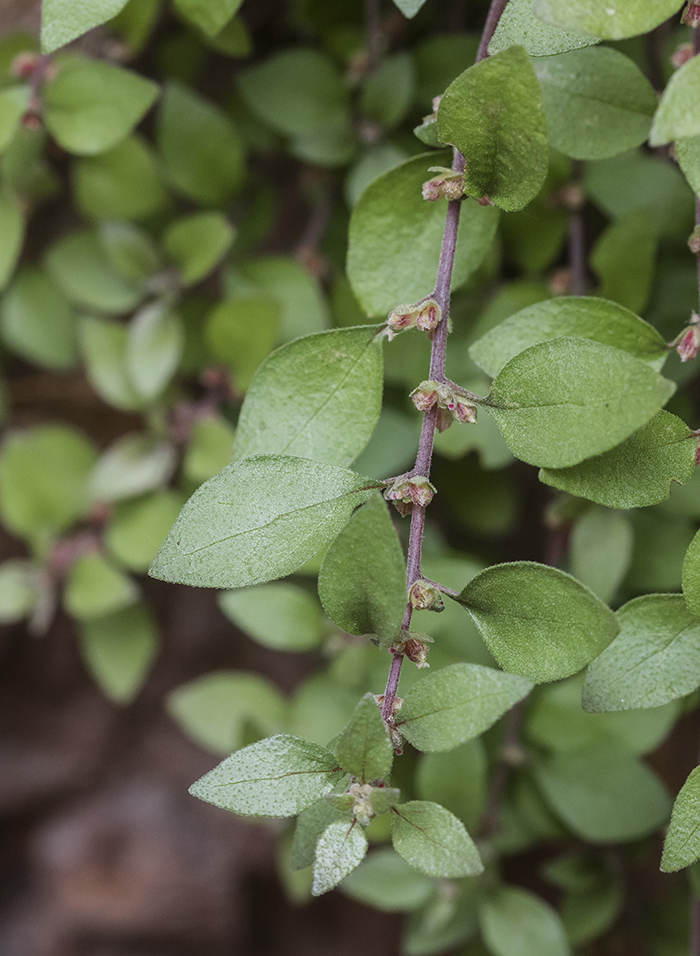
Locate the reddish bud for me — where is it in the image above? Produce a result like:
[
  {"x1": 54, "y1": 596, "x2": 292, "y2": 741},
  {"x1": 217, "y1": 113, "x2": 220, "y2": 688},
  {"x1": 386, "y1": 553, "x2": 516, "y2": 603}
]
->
[
  {"x1": 416, "y1": 300, "x2": 441, "y2": 331},
  {"x1": 682, "y1": 3, "x2": 700, "y2": 28},
  {"x1": 11, "y1": 52, "x2": 40, "y2": 78},
  {"x1": 422, "y1": 166, "x2": 465, "y2": 202},
  {"x1": 453, "y1": 400, "x2": 477, "y2": 424},
  {"x1": 409, "y1": 580, "x2": 445, "y2": 612},
  {"x1": 672, "y1": 43, "x2": 694, "y2": 69},
  {"x1": 21, "y1": 112, "x2": 42, "y2": 131},
  {"x1": 383, "y1": 475, "x2": 436, "y2": 515},
  {"x1": 436, "y1": 408, "x2": 453, "y2": 432},
  {"x1": 410, "y1": 381, "x2": 440, "y2": 411},
  {"x1": 677, "y1": 324, "x2": 700, "y2": 362}
]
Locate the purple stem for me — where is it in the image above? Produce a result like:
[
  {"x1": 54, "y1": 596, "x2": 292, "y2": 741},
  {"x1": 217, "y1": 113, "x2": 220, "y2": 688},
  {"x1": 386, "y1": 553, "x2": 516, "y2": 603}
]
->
[{"x1": 380, "y1": 0, "x2": 510, "y2": 727}]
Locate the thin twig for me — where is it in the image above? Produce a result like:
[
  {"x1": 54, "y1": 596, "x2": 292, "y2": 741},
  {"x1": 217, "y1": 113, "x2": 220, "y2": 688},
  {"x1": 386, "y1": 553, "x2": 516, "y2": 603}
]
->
[{"x1": 380, "y1": 0, "x2": 510, "y2": 726}]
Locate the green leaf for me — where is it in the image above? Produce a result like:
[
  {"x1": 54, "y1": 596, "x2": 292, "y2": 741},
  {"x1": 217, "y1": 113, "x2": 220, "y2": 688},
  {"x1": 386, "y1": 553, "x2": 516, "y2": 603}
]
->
[
  {"x1": 390, "y1": 801, "x2": 483, "y2": 878},
  {"x1": 318, "y1": 493, "x2": 406, "y2": 641},
  {"x1": 290, "y1": 797, "x2": 351, "y2": 870},
  {"x1": 205, "y1": 297, "x2": 280, "y2": 391},
  {"x1": 0, "y1": 187, "x2": 24, "y2": 290},
  {"x1": 485, "y1": 338, "x2": 675, "y2": 469},
  {"x1": 0, "y1": 266, "x2": 76, "y2": 369},
  {"x1": 149, "y1": 456, "x2": 382, "y2": 589},
  {"x1": 532, "y1": 48, "x2": 655, "y2": 160},
  {"x1": 340, "y1": 849, "x2": 435, "y2": 911},
  {"x1": 534, "y1": 0, "x2": 682, "y2": 40},
  {"x1": 173, "y1": 0, "x2": 243, "y2": 35},
  {"x1": 403, "y1": 884, "x2": 480, "y2": 956},
  {"x1": 539, "y1": 411, "x2": 696, "y2": 509},
  {"x1": 396, "y1": 662, "x2": 533, "y2": 752},
  {"x1": 533, "y1": 745, "x2": 671, "y2": 842},
  {"x1": 64, "y1": 552, "x2": 139, "y2": 620},
  {"x1": 105, "y1": 491, "x2": 185, "y2": 572},
  {"x1": 157, "y1": 81, "x2": 245, "y2": 205},
  {"x1": 80, "y1": 317, "x2": 146, "y2": 411},
  {"x1": 163, "y1": 212, "x2": 234, "y2": 286},
  {"x1": 238, "y1": 50, "x2": 350, "y2": 138},
  {"x1": 74, "y1": 135, "x2": 169, "y2": 221},
  {"x1": 651, "y1": 52, "x2": 700, "y2": 147},
  {"x1": 167, "y1": 670, "x2": 286, "y2": 754},
  {"x1": 183, "y1": 414, "x2": 235, "y2": 485},
  {"x1": 346, "y1": 145, "x2": 409, "y2": 208},
  {"x1": 78, "y1": 602, "x2": 158, "y2": 704},
  {"x1": 0, "y1": 86, "x2": 30, "y2": 153},
  {"x1": 416, "y1": 739, "x2": 487, "y2": 832},
  {"x1": 570, "y1": 508, "x2": 633, "y2": 604},
  {"x1": 347, "y1": 152, "x2": 499, "y2": 317},
  {"x1": 591, "y1": 210, "x2": 657, "y2": 314},
  {"x1": 42, "y1": 0, "x2": 130, "y2": 52},
  {"x1": 0, "y1": 424, "x2": 97, "y2": 546},
  {"x1": 676, "y1": 135, "x2": 700, "y2": 195},
  {"x1": 455, "y1": 561, "x2": 619, "y2": 683},
  {"x1": 218, "y1": 582, "x2": 326, "y2": 652},
  {"x1": 234, "y1": 325, "x2": 384, "y2": 466},
  {"x1": 489, "y1": 0, "x2": 601, "y2": 56},
  {"x1": 391, "y1": 0, "x2": 429, "y2": 16},
  {"x1": 312, "y1": 820, "x2": 368, "y2": 896},
  {"x1": 361, "y1": 53, "x2": 415, "y2": 130},
  {"x1": 470, "y1": 296, "x2": 668, "y2": 379},
  {"x1": 661, "y1": 767, "x2": 700, "y2": 872},
  {"x1": 89, "y1": 434, "x2": 175, "y2": 502},
  {"x1": 98, "y1": 221, "x2": 161, "y2": 281},
  {"x1": 437, "y1": 47, "x2": 548, "y2": 212},
  {"x1": 44, "y1": 55, "x2": 158, "y2": 155},
  {"x1": 480, "y1": 886, "x2": 571, "y2": 956},
  {"x1": 0, "y1": 560, "x2": 41, "y2": 623},
  {"x1": 189, "y1": 734, "x2": 345, "y2": 817},
  {"x1": 333, "y1": 693, "x2": 394, "y2": 782},
  {"x1": 46, "y1": 230, "x2": 143, "y2": 313},
  {"x1": 684, "y1": 529, "x2": 700, "y2": 620},
  {"x1": 582, "y1": 595, "x2": 700, "y2": 712},
  {"x1": 127, "y1": 303, "x2": 184, "y2": 401}
]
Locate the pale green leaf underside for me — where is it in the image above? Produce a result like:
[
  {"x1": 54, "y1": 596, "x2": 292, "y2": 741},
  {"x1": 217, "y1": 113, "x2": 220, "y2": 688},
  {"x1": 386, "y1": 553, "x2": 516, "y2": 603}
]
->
[
  {"x1": 312, "y1": 820, "x2": 368, "y2": 895},
  {"x1": 347, "y1": 151, "x2": 499, "y2": 316},
  {"x1": 42, "y1": 0, "x2": 130, "y2": 52},
  {"x1": 539, "y1": 411, "x2": 696, "y2": 509},
  {"x1": 485, "y1": 337, "x2": 675, "y2": 469},
  {"x1": 391, "y1": 0, "x2": 430, "y2": 17},
  {"x1": 650, "y1": 51, "x2": 700, "y2": 146},
  {"x1": 189, "y1": 734, "x2": 344, "y2": 817},
  {"x1": 396, "y1": 662, "x2": 533, "y2": 752},
  {"x1": 318, "y1": 493, "x2": 406, "y2": 641},
  {"x1": 661, "y1": 766, "x2": 700, "y2": 872},
  {"x1": 234, "y1": 326, "x2": 384, "y2": 466},
  {"x1": 291, "y1": 797, "x2": 350, "y2": 871},
  {"x1": 148, "y1": 456, "x2": 382, "y2": 589},
  {"x1": 534, "y1": 0, "x2": 683, "y2": 41},
  {"x1": 532, "y1": 47, "x2": 656, "y2": 161},
  {"x1": 470, "y1": 296, "x2": 668, "y2": 379},
  {"x1": 437, "y1": 46, "x2": 548, "y2": 211},
  {"x1": 583, "y1": 594, "x2": 700, "y2": 712},
  {"x1": 457, "y1": 561, "x2": 619, "y2": 683},
  {"x1": 391, "y1": 801, "x2": 483, "y2": 878},
  {"x1": 489, "y1": 0, "x2": 600, "y2": 56}
]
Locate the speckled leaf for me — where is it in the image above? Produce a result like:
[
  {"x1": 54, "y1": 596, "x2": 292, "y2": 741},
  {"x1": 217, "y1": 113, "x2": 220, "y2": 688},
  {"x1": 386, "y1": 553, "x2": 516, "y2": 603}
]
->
[
  {"x1": 42, "y1": 0, "x2": 130, "y2": 53},
  {"x1": 490, "y1": 0, "x2": 600, "y2": 56},
  {"x1": 480, "y1": 886, "x2": 571, "y2": 956},
  {"x1": 318, "y1": 493, "x2": 406, "y2": 642},
  {"x1": 312, "y1": 820, "x2": 368, "y2": 895},
  {"x1": 583, "y1": 595, "x2": 700, "y2": 712},
  {"x1": 190, "y1": 735, "x2": 344, "y2": 818},
  {"x1": 437, "y1": 47, "x2": 548, "y2": 211},
  {"x1": 290, "y1": 797, "x2": 351, "y2": 871},
  {"x1": 234, "y1": 326, "x2": 383, "y2": 466},
  {"x1": 390, "y1": 801, "x2": 483, "y2": 878},
  {"x1": 650, "y1": 50, "x2": 700, "y2": 146},
  {"x1": 534, "y1": 0, "x2": 682, "y2": 41},
  {"x1": 683, "y1": 530, "x2": 700, "y2": 620},
  {"x1": 485, "y1": 338, "x2": 675, "y2": 468},
  {"x1": 347, "y1": 152, "x2": 499, "y2": 316},
  {"x1": 149, "y1": 456, "x2": 382, "y2": 589},
  {"x1": 334, "y1": 693, "x2": 394, "y2": 782},
  {"x1": 661, "y1": 767, "x2": 700, "y2": 872},
  {"x1": 539, "y1": 412, "x2": 696, "y2": 509},
  {"x1": 396, "y1": 663, "x2": 533, "y2": 752},
  {"x1": 391, "y1": 0, "x2": 429, "y2": 17},
  {"x1": 456, "y1": 562, "x2": 619, "y2": 683},
  {"x1": 470, "y1": 296, "x2": 668, "y2": 378},
  {"x1": 532, "y1": 48, "x2": 656, "y2": 160}
]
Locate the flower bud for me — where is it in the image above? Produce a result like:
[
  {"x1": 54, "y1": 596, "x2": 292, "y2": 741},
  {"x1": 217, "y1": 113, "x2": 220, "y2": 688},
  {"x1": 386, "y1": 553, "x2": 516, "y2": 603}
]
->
[
  {"x1": 453, "y1": 400, "x2": 478, "y2": 424},
  {"x1": 409, "y1": 580, "x2": 445, "y2": 612},
  {"x1": 422, "y1": 166, "x2": 465, "y2": 202},
  {"x1": 676, "y1": 323, "x2": 700, "y2": 362},
  {"x1": 403, "y1": 637, "x2": 431, "y2": 668},
  {"x1": 436, "y1": 408, "x2": 453, "y2": 432},
  {"x1": 383, "y1": 475, "x2": 436, "y2": 515},
  {"x1": 410, "y1": 381, "x2": 440, "y2": 411},
  {"x1": 682, "y1": 3, "x2": 700, "y2": 28},
  {"x1": 11, "y1": 52, "x2": 40, "y2": 79},
  {"x1": 416, "y1": 299, "x2": 441, "y2": 331}
]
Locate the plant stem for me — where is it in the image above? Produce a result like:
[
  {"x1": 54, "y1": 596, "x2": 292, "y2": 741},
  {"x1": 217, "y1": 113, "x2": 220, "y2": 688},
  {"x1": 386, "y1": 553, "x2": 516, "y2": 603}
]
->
[{"x1": 380, "y1": 0, "x2": 510, "y2": 727}]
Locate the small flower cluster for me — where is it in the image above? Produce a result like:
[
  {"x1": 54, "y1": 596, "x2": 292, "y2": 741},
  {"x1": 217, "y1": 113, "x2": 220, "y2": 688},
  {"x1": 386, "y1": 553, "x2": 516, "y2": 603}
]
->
[
  {"x1": 410, "y1": 380, "x2": 478, "y2": 432},
  {"x1": 383, "y1": 474, "x2": 436, "y2": 516},
  {"x1": 386, "y1": 297, "x2": 441, "y2": 340},
  {"x1": 672, "y1": 312, "x2": 700, "y2": 362},
  {"x1": 408, "y1": 579, "x2": 445, "y2": 612},
  {"x1": 422, "y1": 166, "x2": 465, "y2": 202},
  {"x1": 390, "y1": 630, "x2": 434, "y2": 668},
  {"x1": 682, "y1": 2, "x2": 700, "y2": 28}
]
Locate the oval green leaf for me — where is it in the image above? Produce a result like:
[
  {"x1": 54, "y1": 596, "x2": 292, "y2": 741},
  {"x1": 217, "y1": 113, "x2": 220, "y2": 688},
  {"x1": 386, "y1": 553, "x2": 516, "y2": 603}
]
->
[
  {"x1": 390, "y1": 800, "x2": 483, "y2": 878},
  {"x1": 661, "y1": 766, "x2": 700, "y2": 872}
]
